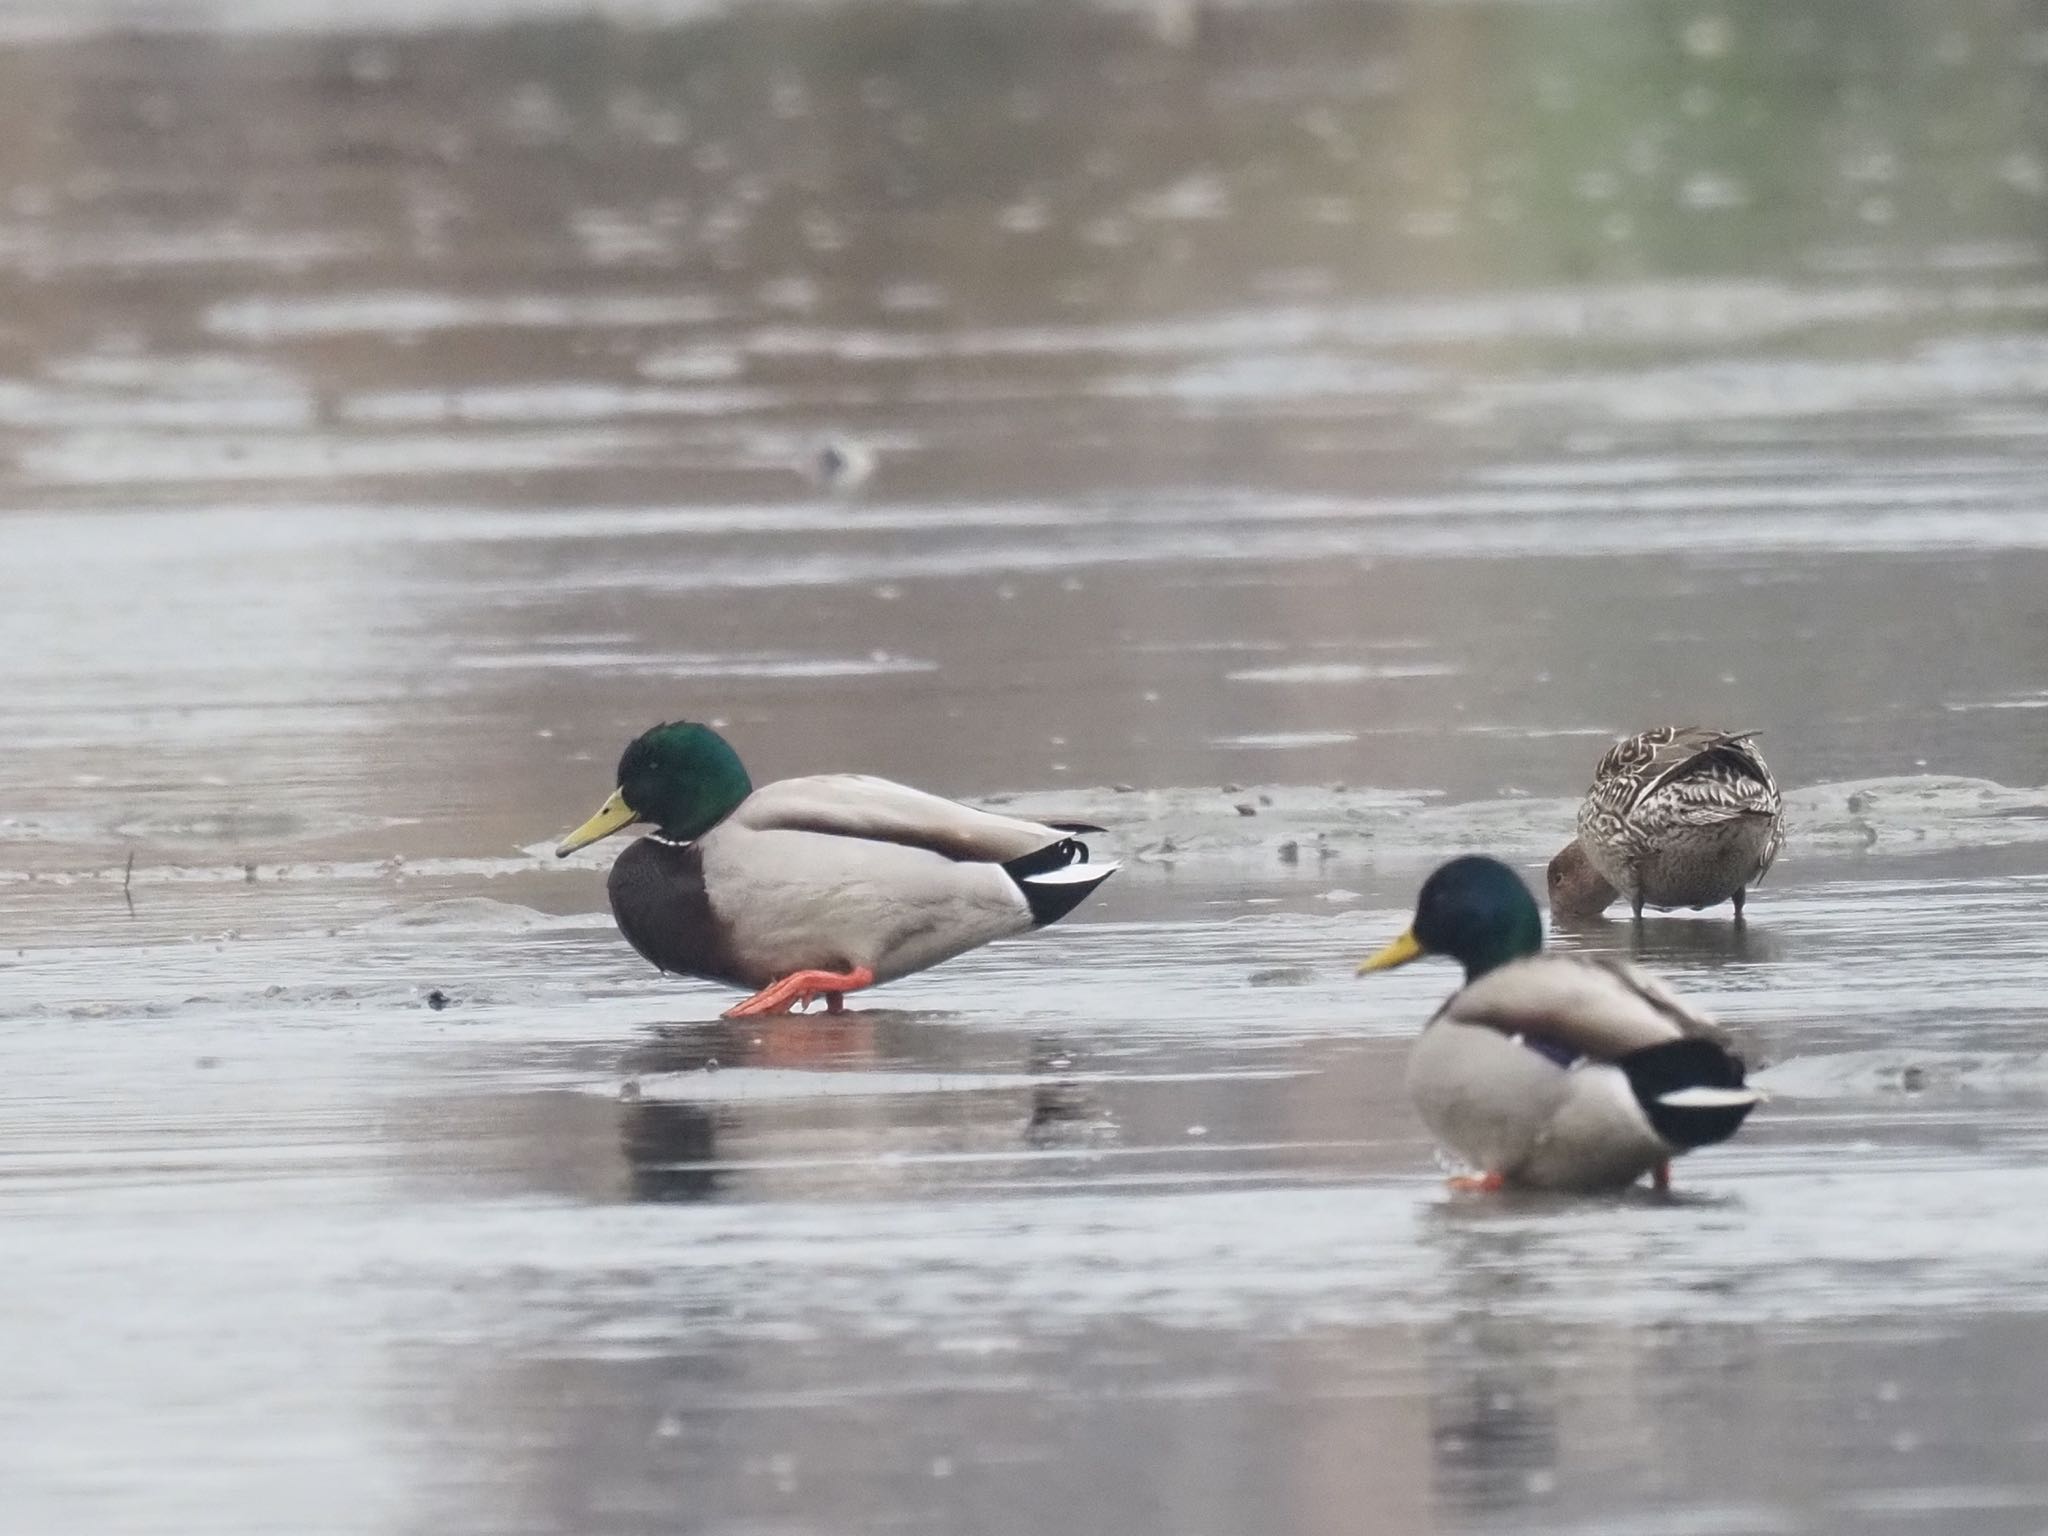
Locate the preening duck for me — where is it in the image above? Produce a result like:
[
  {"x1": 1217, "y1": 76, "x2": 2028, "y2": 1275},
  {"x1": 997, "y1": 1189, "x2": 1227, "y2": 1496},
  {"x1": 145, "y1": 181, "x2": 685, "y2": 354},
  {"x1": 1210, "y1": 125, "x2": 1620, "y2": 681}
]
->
[
  {"x1": 555, "y1": 722, "x2": 1118, "y2": 1017},
  {"x1": 1359, "y1": 855, "x2": 1760, "y2": 1193},
  {"x1": 1562, "y1": 726, "x2": 1784, "y2": 920}
]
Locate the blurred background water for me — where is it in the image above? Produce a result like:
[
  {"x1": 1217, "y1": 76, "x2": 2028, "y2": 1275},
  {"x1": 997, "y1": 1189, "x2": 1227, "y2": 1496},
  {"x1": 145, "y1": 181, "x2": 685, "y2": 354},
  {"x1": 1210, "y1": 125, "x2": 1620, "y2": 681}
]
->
[{"x1": 5, "y1": 1, "x2": 2048, "y2": 1532}]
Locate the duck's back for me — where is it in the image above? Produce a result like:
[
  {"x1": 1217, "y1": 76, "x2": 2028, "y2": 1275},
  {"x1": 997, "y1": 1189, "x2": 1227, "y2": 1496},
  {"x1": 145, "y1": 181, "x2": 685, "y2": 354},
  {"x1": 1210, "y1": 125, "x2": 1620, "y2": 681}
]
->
[
  {"x1": 1586, "y1": 727, "x2": 1777, "y2": 818},
  {"x1": 1408, "y1": 953, "x2": 1733, "y2": 1188},
  {"x1": 731, "y1": 774, "x2": 1078, "y2": 862},
  {"x1": 1443, "y1": 953, "x2": 1716, "y2": 1056}
]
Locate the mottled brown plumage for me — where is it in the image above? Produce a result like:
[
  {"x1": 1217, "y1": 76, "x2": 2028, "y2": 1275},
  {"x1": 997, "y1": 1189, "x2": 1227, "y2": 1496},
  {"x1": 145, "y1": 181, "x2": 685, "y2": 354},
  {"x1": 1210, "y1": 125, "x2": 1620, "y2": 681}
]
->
[{"x1": 1574, "y1": 726, "x2": 1783, "y2": 919}]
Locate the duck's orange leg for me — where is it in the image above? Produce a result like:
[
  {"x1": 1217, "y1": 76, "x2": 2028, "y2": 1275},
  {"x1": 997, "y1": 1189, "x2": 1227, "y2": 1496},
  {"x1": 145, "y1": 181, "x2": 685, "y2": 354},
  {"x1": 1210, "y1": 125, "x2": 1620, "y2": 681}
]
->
[
  {"x1": 724, "y1": 966, "x2": 876, "y2": 1019},
  {"x1": 1652, "y1": 1160, "x2": 1672, "y2": 1193},
  {"x1": 1448, "y1": 1171, "x2": 1507, "y2": 1194}
]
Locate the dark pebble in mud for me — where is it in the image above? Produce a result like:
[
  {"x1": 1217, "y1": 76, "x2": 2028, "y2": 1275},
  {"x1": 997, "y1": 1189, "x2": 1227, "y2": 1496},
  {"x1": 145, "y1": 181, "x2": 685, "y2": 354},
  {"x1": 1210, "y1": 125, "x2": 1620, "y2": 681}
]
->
[
  {"x1": 1235, "y1": 803, "x2": 1257, "y2": 817},
  {"x1": 425, "y1": 989, "x2": 450, "y2": 1010},
  {"x1": 1248, "y1": 966, "x2": 1315, "y2": 987},
  {"x1": 1900, "y1": 1065, "x2": 1927, "y2": 1092},
  {"x1": 1277, "y1": 840, "x2": 1300, "y2": 864}
]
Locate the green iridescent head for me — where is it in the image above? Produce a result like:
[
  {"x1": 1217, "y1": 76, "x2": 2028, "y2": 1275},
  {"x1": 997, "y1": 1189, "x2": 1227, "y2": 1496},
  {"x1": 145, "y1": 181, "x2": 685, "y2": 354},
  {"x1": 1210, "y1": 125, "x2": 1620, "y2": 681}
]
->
[
  {"x1": 554, "y1": 721, "x2": 754, "y2": 855},
  {"x1": 1357, "y1": 855, "x2": 1545, "y2": 983}
]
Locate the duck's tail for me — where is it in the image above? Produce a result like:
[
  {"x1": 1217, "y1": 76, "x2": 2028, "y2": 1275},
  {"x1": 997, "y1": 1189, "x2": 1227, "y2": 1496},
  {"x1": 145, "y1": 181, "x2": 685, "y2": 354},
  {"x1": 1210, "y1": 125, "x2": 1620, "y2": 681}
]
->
[
  {"x1": 1619, "y1": 1037, "x2": 1762, "y2": 1149},
  {"x1": 1004, "y1": 837, "x2": 1119, "y2": 926}
]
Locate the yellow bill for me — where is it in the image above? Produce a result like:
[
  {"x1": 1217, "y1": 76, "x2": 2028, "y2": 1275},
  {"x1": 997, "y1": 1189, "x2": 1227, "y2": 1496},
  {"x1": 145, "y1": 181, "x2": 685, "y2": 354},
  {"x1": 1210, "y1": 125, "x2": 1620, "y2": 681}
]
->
[
  {"x1": 555, "y1": 788, "x2": 640, "y2": 857},
  {"x1": 1357, "y1": 928, "x2": 1425, "y2": 975}
]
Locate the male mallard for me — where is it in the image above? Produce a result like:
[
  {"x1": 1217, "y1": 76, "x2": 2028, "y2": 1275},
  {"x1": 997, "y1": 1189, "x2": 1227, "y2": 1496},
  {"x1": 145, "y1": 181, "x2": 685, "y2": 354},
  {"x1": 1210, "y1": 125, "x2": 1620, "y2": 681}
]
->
[
  {"x1": 555, "y1": 721, "x2": 1118, "y2": 1017},
  {"x1": 1358, "y1": 855, "x2": 1760, "y2": 1192},
  {"x1": 1569, "y1": 726, "x2": 1783, "y2": 920}
]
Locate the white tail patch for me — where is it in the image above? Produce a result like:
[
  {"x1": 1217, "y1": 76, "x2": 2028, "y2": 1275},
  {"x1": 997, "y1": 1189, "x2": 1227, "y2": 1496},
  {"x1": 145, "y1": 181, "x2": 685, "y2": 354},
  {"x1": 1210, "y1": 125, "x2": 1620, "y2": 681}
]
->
[
  {"x1": 1023, "y1": 860, "x2": 1120, "y2": 885},
  {"x1": 1658, "y1": 1085, "x2": 1762, "y2": 1108}
]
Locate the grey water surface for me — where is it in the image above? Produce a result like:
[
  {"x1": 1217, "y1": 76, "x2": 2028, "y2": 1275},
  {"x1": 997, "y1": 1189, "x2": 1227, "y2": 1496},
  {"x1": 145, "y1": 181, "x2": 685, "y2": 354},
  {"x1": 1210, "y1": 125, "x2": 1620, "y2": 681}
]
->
[{"x1": 5, "y1": 0, "x2": 2048, "y2": 1532}]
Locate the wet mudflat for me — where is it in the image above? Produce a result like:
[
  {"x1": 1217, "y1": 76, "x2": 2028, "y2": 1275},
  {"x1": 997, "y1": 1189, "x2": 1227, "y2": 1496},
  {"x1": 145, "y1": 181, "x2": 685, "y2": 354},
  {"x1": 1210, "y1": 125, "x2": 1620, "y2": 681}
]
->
[{"x1": 6, "y1": 0, "x2": 2048, "y2": 1531}]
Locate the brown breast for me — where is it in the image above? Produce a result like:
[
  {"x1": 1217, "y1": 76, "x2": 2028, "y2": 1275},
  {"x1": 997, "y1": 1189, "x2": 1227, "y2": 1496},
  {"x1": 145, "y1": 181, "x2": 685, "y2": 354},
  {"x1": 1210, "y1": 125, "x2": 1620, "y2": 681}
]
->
[{"x1": 605, "y1": 837, "x2": 753, "y2": 986}]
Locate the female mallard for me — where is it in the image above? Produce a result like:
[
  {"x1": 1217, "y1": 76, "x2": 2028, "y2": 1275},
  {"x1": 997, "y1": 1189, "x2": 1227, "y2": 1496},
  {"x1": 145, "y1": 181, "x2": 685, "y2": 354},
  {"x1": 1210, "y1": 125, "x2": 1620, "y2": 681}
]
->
[
  {"x1": 1571, "y1": 726, "x2": 1783, "y2": 920},
  {"x1": 1545, "y1": 840, "x2": 1619, "y2": 922},
  {"x1": 555, "y1": 721, "x2": 1118, "y2": 1017},
  {"x1": 1358, "y1": 855, "x2": 1760, "y2": 1192}
]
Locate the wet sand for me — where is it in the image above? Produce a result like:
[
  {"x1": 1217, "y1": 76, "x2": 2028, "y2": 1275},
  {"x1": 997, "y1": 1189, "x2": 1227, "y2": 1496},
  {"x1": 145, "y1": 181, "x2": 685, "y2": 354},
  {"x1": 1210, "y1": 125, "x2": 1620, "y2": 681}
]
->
[{"x1": 7, "y1": 1, "x2": 2048, "y2": 1532}]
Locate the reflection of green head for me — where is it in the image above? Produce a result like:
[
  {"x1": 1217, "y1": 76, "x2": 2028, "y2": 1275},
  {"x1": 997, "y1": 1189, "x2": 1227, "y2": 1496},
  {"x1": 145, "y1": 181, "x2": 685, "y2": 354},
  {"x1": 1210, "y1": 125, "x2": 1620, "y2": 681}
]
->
[{"x1": 617, "y1": 722, "x2": 754, "y2": 841}]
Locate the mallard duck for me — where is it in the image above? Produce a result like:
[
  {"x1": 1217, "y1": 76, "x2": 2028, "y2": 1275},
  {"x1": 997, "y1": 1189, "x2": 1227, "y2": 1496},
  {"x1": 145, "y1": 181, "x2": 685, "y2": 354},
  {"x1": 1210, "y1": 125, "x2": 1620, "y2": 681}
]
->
[
  {"x1": 1358, "y1": 855, "x2": 1760, "y2": 1192},
  {"x1": 1545, "y1": 839, "x2": 1619, "y2": 921},
  {"x1": 1572, "y1": 726, "x2": 1783, "y2": 920},
  {"x1": 555, "y1": 721, "x2": 1118, "y2": 1017}
]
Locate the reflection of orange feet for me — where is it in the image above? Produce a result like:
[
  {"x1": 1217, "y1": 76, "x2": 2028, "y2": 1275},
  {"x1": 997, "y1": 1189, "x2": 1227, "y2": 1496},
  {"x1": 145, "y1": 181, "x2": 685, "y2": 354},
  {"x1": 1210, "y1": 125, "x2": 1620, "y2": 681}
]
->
[
  {"x1": 723, "y1": 966, "x2": 876, "y2": 1019},
  {"x1": 746, "y1": 1015, "x2": 876, "y2": 1067},
  {"x1": 1448, "y1": 1171, "x2": 1506, "y2": 1193},
  {"x1": 1651, "y1": 1160, "x2": 1672, "y2": 1193}
]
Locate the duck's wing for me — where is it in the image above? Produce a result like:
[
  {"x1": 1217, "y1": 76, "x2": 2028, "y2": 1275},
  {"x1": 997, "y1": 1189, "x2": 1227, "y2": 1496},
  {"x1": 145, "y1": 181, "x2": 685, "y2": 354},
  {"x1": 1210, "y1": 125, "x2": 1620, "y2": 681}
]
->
[
  {"x1": 1629, "y1": 729, "x2": 1778, "y2": 814},
  {"x1": 1589, "y1": 726, "x2": 1690, "y2": 788},
  {"x1": 1445, "y1": 954, "x2": 1735, "y2": 1062},
  {"x1": 1754, "y1": 813, "x2": 1786, "y2": 881},
  {"x1": 730, "y1": 774, "x2": 1082, "y2": 863},
  {"x1": 1586, "y1": 727, "x2": 1779, "y2": 825}
]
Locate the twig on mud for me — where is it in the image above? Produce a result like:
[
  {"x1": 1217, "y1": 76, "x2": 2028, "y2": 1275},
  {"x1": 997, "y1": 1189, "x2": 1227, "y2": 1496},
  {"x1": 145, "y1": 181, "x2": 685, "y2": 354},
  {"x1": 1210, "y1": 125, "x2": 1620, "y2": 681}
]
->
[{"x1": 123, "y1": 850, "x2": 136, "y2": 916}]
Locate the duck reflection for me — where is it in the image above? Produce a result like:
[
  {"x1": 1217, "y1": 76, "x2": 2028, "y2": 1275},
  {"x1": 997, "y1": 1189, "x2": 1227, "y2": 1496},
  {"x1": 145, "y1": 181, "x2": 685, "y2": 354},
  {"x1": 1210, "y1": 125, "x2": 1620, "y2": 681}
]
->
[
  {"x1": 613, "y1": 1023, "x2": 732, "y2": 1205},
  {"x1": 1416, "y1": 1214, "x2": 1566, "y2": 1517},
  {"x1": 1550, "y1": 909, "x2": 1785, "y2": 968},
  {"x1": 1627, "y1": 914, "x2": 1785, "y2": 969},
  {"x1": 1023, "y1": 1034, "x2": 1114, "y2": 1150},
  {"x1": 619, "y1": 1098, "x2": 722, "y2": 1202},
  {"x1": 623, "y1": 1014, "x2": 881, "y2": 1076},
  {"x1": 609, "y1": 1023, "x2": 1113, "y2": 1204},
  {"x1": 620, "y1": 1020, "x2": 729, "y2": 1080},
  {"x1": 1425, "y1": 1316, "x2": 1561, "y2": 1514}
]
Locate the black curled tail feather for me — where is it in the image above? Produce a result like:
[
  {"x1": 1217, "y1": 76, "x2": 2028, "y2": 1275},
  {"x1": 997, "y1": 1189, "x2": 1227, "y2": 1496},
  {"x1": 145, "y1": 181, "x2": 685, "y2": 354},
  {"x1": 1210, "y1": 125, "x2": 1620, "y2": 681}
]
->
[
  {"x1": 1005, "y1": 836, "x2": 1090, "y2": 881},
  {"x1": 1618, "y1": 1038, "x2": 1759, "y2": 1150},
  {"x1": 1002, "y1": 837, "x2": 1115, "y2": 926}
]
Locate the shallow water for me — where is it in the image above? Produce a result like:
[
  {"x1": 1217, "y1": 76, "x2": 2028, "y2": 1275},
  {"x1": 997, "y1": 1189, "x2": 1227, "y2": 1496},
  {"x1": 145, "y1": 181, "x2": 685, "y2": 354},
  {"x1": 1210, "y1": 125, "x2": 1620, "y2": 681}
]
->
[{"x1": 6, "y1": 0, "x2": 2048, "y2": 1531}]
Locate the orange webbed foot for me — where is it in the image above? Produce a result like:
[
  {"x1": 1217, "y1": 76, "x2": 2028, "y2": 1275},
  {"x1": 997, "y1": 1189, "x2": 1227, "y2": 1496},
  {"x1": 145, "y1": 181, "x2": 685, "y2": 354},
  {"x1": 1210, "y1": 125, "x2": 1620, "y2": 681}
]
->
[
  {"x1": 723, "y1": 966, "x2": 876, "y2": 1019},
  {"x1": 1447, "y1": 1171, "x2": 1507, "y2": 1194}
]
